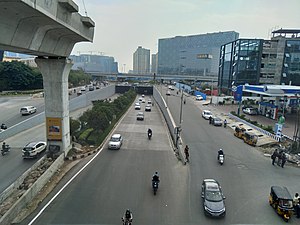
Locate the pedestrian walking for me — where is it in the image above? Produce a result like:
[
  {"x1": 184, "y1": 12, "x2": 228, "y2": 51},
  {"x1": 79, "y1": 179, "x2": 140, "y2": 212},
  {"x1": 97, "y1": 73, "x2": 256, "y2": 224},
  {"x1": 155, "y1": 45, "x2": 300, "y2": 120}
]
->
[
  {"x1": 184, "y1": 145, "x2": 190, "y2": 163},
  {"x1": 281, "y1": 153, "x2": 287, "y2": 168},
  {"x1": 271, "y1": 149, "x2": 278, "y2": 165},
  {"x1": 277, "y1": 150, "x2": 283, "y2": 166}
]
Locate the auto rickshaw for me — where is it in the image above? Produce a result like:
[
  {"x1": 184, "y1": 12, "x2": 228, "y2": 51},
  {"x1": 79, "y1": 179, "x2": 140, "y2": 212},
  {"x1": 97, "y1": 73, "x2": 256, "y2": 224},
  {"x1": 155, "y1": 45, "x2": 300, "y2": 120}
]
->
[
  {"x1": 234, "y1": 126, "x2": 246, "y2": 139},
  {"x1": 243, "y1": 132, "x2": 258, "y2": 146},
  {"x1": 269, "y1": 186, "x2": 294, "y2": 222}
]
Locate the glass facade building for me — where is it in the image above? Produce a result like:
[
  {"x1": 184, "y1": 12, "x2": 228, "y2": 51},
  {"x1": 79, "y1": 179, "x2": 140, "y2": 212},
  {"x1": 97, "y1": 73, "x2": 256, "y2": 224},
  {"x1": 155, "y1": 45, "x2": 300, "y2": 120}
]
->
[
  {"x1": 218, "y1": 29, "x2": 300, "y2": 94},
  {"x1": 218, "y1": 39, "x2": 263, "y2": 93},
  {"x1": 283, "y1": 39, "x2": 300, "y2": 85},
  {"x1": 157, "y1": 31, "x2": 239, "y2": 76}
]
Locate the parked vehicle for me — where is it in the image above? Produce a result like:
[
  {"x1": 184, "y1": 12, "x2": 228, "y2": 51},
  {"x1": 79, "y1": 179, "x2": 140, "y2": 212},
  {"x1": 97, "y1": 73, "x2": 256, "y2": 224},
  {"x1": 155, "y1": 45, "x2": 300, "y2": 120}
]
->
[
  {"x1": 243, "y1": 107, "x2": 258, "y2": 115},
  {"x1": 196, "y1": 95, "x2": 203, "y2": 101},
  {"x1": 234, "y1": 126, "x2": 246, "y2": 139},
  {"x1": 22, "y1": 141, "x2": 46, "y2": 158},
  {"x1": 211, "y1": 117, "x2": 222, "y2": 126},
  {"x1": 108, "y1": 134, "x2": 123, "y2": 150},
  {"x1": 20, "y1": 106, "x2": 37, "y2": 115},
  {"x1": 243, "y1": 132, "x2": 258, "y2": 146},
  {"x1": 202, "y1": 110, "x2": 213, "y2": 120},
  {"x1": 269, "y1": 186, "x2": 294, "y2": 222}
]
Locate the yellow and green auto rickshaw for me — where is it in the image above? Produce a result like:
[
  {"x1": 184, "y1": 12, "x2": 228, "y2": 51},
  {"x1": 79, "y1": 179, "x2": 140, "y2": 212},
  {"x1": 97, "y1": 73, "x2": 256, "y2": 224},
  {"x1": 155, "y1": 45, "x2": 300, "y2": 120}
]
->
[
  {"x1": 234, "y1": 126, "x2": 246, "y2": 139},
  {"x1": 269, "y1": 186, "x2": 294, "y2": 222},
  {"x1": 243, "y1": 132, "x2": 258, "y2": 146}
]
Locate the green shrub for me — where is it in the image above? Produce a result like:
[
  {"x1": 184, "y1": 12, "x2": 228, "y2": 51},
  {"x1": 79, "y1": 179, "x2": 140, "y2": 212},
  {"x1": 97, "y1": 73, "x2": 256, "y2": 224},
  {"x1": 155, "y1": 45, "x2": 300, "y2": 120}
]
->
[{"x1": 78, "y1": 128, "x2": 94, "y2": 143}]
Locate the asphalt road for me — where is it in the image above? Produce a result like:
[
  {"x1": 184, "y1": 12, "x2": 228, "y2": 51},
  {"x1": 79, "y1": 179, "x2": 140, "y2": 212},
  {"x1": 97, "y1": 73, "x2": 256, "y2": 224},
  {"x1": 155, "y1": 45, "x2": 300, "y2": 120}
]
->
[
  {"x1": 16, "y1": 90, "x2": 300, "y2": 224},
  {"x1": 162, "y1": 86, "x2": 300, "y2": 224},
  {"x1": 0, "y1": 85, "x2": 113, "y2": 193},
  {"x1": 21, "y1": 96, "x2": 190, "y2": 225}
]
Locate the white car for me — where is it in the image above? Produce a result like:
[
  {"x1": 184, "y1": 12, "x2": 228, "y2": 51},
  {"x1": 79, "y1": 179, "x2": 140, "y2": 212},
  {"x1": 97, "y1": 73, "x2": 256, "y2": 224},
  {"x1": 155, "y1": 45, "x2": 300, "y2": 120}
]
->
[
  {"x1": 108, "y1": 134, "x2": 123, "y2": 150},
  {"x1": 137, "y1": 112, "x2": 144, "y2": 120},
  {"x1": 142, "y1": 98, "x2": 146, "y2": 103},
  {"x1": 202, "y1": 110, "x2": 213, "y2": 120},
  {"x1": 145, "y1": 104, "x2": 151, "y2": 112},
  {"x1": 20, "y1": 106, "x2": 37, "y2": 115},
  {"x1": 135, "y1": 102, "x2": 141, "y2": 110},
  {"x1": 22, "y1": 141, "x2": 47, "y2": 159},
  {"x1": 166, "y1": 91, "x2": 171, "y2": 96},
  {"x1": 196, "y1": 95, "x2": 203, "y2": 101}
]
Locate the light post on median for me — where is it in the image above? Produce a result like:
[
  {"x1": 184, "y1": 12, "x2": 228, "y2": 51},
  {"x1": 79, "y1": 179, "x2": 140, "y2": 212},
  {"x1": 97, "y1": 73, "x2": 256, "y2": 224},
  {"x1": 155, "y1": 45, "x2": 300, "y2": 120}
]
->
[{"x1": 175, "y1": 86, "x2": 184, "y2": 148}]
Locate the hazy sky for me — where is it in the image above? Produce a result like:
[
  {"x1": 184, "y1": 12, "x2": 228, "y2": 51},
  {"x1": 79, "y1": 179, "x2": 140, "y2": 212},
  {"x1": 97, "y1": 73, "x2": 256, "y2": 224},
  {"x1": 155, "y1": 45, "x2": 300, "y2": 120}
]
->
[{"x1": 72, "y1": 0, "x2": 300, "y2": 72}]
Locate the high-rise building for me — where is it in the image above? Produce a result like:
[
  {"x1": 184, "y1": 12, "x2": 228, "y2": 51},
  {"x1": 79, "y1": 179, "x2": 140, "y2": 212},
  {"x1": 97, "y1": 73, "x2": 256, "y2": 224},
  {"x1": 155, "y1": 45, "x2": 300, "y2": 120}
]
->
[
  {"x1": 70, "y1": 54, "x2": 118, "y2": 73},
  {"x1": 157, "y1": 31, "x2": 239, "y2": 77},
  {"x1": 133, "y1": 46, "x2": 150, "y2": 74},
  {"x1": 218, "y1": 29, "x2": 300, "y2": 94},
  {"x1": 151, "y1": 53, "x2": 158, "y2": 74}
]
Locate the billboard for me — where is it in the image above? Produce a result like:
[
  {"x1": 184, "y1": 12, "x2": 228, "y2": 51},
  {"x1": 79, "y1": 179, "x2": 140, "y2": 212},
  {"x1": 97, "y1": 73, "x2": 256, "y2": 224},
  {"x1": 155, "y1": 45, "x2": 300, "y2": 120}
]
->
[{"x1": 46, "y1": 117, "x2": 62, "y2": 141}]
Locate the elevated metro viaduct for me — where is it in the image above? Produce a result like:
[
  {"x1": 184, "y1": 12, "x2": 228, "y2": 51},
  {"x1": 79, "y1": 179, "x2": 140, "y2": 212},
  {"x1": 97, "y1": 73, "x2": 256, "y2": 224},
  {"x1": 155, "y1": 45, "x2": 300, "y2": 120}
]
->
[{"x1": 0, "y1": 0, "x2": 94, "y2": 155}]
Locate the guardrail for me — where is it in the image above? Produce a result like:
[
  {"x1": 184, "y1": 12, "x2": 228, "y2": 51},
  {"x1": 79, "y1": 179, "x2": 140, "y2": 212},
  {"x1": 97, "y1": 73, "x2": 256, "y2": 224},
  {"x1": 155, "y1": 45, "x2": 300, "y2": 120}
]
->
[{"x1": 228, "y1": 113, "x2": 294, "y2": 142}]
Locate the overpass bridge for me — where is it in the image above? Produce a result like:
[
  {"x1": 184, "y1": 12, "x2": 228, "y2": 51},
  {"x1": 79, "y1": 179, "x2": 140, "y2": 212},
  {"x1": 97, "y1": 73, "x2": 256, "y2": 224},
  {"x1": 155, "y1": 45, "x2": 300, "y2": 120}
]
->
[
  {"x1": 0, "y1": 0, "x2": 94, "y2": 156},
  {"x1": 86, "y1": 72, "x2": 218, "y2": 82}
]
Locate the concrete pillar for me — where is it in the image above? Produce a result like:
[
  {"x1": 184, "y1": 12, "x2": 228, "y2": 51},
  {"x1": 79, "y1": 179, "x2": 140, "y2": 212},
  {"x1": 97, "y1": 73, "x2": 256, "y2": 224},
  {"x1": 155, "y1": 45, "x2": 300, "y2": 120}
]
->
[{"x1": 35, "y1": 57, "x2": 73, "y2": 157}]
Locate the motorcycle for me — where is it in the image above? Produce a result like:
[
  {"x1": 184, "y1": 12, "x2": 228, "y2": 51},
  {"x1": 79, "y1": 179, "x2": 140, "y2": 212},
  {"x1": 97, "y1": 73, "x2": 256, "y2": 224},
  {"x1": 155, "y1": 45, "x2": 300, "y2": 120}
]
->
[
  {"x1": 148, "y1": 132, "x2": 152, "y2": 140},
  {"x1": 1, "y1": 145, "x2": 10, "y2": 156},
  {"x1": 152, "y1": 180, "x2": 159, "y2": 195},
  {"x1": 122, "y1": 217, "x2": 132, "y2": 225},
  {"x1": 218, "y1": 154, "x2": 224, "y2": 165}
]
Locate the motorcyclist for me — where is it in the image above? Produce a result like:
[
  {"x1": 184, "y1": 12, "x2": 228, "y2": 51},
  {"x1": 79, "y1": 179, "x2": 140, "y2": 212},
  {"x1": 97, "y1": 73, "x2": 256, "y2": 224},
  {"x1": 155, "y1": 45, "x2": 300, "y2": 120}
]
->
[
  {"x1": 2, "y1": 142, "x2": 6, "y2": 151},
  {"x1": 122, "y1": 209, "x2": 133, "y2": 224},
  {"x1": 148, "y1": 128, "x2": 152, "y2": 137},
  {"x1": 224, "y1": 119, "x2": 227, "y2": 128},
  {"x1": 218, "y1": 148, "x2": 224, "y2": 160},
  {"x1": 152, "y1": 172, "x2": 160, "y2": 183}
]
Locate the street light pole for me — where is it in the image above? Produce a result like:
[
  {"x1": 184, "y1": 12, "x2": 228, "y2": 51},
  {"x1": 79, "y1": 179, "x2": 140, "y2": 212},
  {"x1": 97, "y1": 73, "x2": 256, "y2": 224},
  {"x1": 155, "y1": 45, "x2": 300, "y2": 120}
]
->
[{"x1": 176, "y1": 88, "x2": 184, "y2": 148}]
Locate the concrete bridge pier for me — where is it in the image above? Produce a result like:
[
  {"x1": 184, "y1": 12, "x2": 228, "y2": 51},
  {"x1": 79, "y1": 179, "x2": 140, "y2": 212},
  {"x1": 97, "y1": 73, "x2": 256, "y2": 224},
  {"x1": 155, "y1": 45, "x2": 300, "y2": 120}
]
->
[{"x1": 35, "y1": 57, "x2": 73, "y2": 157}]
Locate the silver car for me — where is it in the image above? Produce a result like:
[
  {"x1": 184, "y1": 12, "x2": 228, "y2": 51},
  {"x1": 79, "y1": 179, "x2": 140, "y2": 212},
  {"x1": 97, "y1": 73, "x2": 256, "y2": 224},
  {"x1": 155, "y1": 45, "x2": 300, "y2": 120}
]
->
[
  {"x1": 108, "y1": 134, "x2": 123, "y2": 150},
  {"x1": 212, "y1": 117, "x2": 223, "y2": 126}
]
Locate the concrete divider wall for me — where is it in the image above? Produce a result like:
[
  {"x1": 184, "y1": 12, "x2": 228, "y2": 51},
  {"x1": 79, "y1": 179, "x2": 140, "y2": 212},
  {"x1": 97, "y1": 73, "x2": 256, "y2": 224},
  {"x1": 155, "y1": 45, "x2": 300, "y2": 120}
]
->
[
  {"x1": 0, "y1": 85, "x2": 115, "y2": 142},
  {"x1": 0, "y1": 156, "x2": 46, "y2": 204},
  {"x1": 0, "y1": 154, "x2": 65, "y2": 225},
  {"x1": 153, "y1": 86, "x2": 184, "y2": 162}
]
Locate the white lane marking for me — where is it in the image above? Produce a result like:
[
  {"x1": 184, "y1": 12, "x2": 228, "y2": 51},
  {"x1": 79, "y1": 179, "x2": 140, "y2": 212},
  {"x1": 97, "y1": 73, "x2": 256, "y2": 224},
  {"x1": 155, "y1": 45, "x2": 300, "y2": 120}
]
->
[{"x1": 28, "y1": 147, "x2": 104, "y2": 225}]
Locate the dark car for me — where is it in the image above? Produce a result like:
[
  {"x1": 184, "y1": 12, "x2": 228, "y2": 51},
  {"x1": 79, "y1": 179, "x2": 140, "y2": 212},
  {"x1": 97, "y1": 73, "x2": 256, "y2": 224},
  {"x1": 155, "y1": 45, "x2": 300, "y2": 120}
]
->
[{"x1": 201, "y1": 179, "x2": 226, "y2": 217}]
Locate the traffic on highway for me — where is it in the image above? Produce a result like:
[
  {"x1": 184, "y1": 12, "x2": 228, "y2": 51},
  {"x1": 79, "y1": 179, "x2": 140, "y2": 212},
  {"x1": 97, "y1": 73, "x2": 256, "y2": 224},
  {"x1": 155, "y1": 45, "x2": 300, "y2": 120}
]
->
[{"x1": 15, "y1": 86, "x2": 300, "y2": 225}]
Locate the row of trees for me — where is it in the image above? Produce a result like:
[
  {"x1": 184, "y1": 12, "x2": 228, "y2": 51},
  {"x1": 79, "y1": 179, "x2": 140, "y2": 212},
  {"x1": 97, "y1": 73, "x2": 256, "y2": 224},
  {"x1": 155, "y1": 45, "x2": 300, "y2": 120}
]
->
[
  {"x1": 0, "y1": 61, "x2": 91, "y2": 91},
  {"x1": 70, "y1": 89, "x2": 137, "y2": 145}
]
